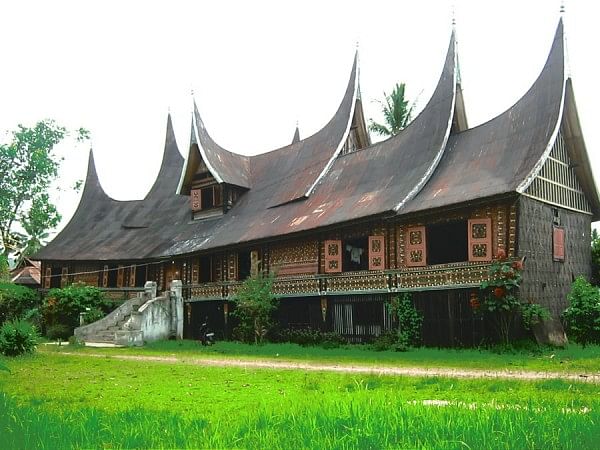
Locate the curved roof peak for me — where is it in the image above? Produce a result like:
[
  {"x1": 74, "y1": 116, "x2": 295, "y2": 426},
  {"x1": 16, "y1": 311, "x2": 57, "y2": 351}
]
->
[
  {"x1": 403, "y1": 18, "x2": 567, "y2": 214},
  {"x1": 80, "y1": 148, "x2": 111, "y2": 203},
  {"x1": 145, "y1": 114, "x2": 184, "y2": 199},
  {"x1": 291, "y1": 125, "x2": 300, "y2": 144}
]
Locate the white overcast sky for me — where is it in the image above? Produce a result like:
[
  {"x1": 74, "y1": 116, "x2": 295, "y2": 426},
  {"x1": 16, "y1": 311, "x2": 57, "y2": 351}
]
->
[{"x1": 1, "y1": 0, "x2": 599, "y2": 235}]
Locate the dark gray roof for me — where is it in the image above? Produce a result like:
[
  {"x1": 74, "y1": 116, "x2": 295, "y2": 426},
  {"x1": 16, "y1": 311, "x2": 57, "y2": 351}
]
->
[{"x1": 36, "y1": 20, "x2": 598, "y2": 262}]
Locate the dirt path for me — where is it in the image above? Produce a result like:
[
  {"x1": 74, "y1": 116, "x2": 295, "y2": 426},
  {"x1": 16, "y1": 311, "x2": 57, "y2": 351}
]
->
[{"x1": 60, "y1": 351, "x2": 600, "y2": 383}]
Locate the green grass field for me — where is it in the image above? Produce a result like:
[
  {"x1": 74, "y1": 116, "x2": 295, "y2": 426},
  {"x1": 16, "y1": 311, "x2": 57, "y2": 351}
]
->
[{"x1": 1, "y1": 350, "x2": 599, "y2": 448}]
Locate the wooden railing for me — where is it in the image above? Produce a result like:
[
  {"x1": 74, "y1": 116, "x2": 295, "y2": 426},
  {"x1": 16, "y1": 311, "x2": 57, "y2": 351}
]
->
[{"x1": 183, "y1": 261, "x2": 495, "y2": 301}]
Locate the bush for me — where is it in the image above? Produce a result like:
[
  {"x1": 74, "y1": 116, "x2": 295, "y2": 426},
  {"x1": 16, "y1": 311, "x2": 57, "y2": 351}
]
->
[
  {"x1": 43, "y1": 283, "x2": 109, "y2": 334},
  {"x1": 83, "y1": 307, "x2": 105, "y2": 324},
  {"x1": 278, "y1": 328, "x2": 345, "y2": 348},
  {"x1": 231, "y1": 272, "x2": 279, "y2": 344},
  {"x1": 45, "y1": 324, "x2": 71, "y2": 341},
  {"x1": 0, "y1": 282, "x2": 40, "y2": 324},
  {"x1": 563, "y1": 277, "x2": 600, "y2": 346},
  {"x1": 387, "y1": 293, "x2": 423, "y2": 349},
  {"x1": 0, "y1": 320, "x2": 39, "y2": 356}
]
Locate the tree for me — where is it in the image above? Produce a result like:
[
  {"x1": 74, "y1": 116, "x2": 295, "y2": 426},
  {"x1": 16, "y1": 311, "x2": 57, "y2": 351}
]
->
[
  {"x1": 230, "y1": 271, "x2": 279, "y2": 344},
  {"x1": 0, "y1": 120, "x2": 88, "y2": 262},
  {"x1": 368, "y1": 82, "x2": 414, "y2": 137}
]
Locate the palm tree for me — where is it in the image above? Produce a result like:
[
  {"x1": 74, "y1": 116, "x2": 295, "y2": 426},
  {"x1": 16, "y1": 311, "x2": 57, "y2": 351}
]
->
[{"x1": 368, "y1": 83, "x2": 414, "y2": 137}]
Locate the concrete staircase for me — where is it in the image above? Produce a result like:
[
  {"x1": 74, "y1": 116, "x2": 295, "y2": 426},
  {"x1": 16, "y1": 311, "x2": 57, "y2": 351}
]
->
[
  {"x1": 75, "y1": 295, "x2": 147, "y2": 344},
  {"x1": 74, "y1": 281, "x2": 183, "y2": 347}
]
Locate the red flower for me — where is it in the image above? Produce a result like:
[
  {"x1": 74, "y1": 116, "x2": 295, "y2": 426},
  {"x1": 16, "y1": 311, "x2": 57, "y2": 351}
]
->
[
  {"x1": 494, "y1": 287, "x2": 505, "y2": 298},
  {"x1": 496, "y1": 249, "x2": 507, "y2": 260},
  {"x1": 512, "y1": 260, "x2": 523, "y2": 271}
]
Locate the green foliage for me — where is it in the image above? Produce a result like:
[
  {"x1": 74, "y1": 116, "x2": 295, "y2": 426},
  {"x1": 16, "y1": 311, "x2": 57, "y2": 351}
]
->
[
  {"x1": 43, "y1": 283, "x2": 108, "y2": 334},
  {"x1": 563, "y1": 276, "x2": 600, "y2": 346},
  {"x1": 479, "y1": 256, "x2": 546, "y2": 344},
  {"x1": 231, "y1": 271, "x2": 279, "y2": 344},
  {"x1": 0, "y1": 282, "x2": 40, "y2": 324},
  {"x1": 0, "y1": 121, "x2": 89, "y2": 262},
  {"x1": 45, "y1": 324, "x2": 72, "y2": 341},
  {"x1": 368, "y1": 82, "x2": 414, "y2": 137},
  {"x1": 521, "y1": 302, "x2": 551, "y2": 330},
  {"x1": 277, "y1": 328, "x2": 345, "y2": 348},
  {"x1": 385, "y1": 293, "x2": 423, "y2": 350},
  {"x1": 591, "y1": 229, "x2": 600, "y2": 284},
  {"x1": 0, "y1": 320, "x2": 39, "y2": 356},
  {"x1": 0, "y1": 255, "x2": 9, "y2": 282}
]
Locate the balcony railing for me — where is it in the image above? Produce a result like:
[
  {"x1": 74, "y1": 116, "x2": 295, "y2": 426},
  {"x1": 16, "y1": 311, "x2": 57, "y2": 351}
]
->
[{"x1": 183, "y1": 261, "x2": 495, "y2": 301}]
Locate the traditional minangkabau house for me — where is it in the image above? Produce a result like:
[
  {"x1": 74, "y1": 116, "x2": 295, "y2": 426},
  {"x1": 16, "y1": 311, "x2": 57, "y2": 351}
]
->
[{"x1": 35, "y1": 19, "x2": 599, "y2": 346}]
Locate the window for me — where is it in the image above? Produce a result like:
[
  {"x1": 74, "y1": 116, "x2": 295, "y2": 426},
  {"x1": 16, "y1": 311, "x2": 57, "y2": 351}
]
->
[
  {"x1": 467, "y1": 218, "x2": 492, "y2": 262},
  {"x1": 238, "y1": 250, "x2": 252, "y2": 280},
  {"x1": 343, "y1": 237, "x2": 368, "y2": 271},
  {"x1": 199, "y1": 255, "x2": 213, "y2": 283},
  {"x1": 427, "y1": 220, "x2": 468, "y2": 265},
  {"x1": 553, "y1": 226, "x2": 565, "y2": 261},
  {"x1": 405, "y1": 226, "x2": 427, "y2": 267},
  {"x1": 191, "y1": 185, "x2": 223, "y2": 211}
]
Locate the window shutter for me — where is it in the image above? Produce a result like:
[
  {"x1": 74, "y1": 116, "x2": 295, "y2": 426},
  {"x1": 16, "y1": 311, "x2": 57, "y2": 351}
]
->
[
  {"x1": 324, "y1": 240, "x2": 342, "y2": 273},
  {"x1": 44, "y1": 267, "x2": 51, "y2": 289},
  {"x1": 468, "y1": 218, "x2": 492, "y2": 262},
  {"x1": 129, "y1": 265, "x2": 136, "y2": 287},
  {"x1": 191, "y1": 261, "x2": 199, "y2": 284},
  {"x1": 191, "y1": 189, "x2": 201, "y2": 211},
  {"x1": 102, "y1": 265, "x2": 108, "y2": 287},
  {"x1": 368, "y1": 235, "x2": 385, "y2": 270},
  {"x1": 117, "y1": 265, "x2": 124, "y2": 288},
  {"x1": 553, "y1": 226, "x2": 565, "y2": 261},
  {"x1": 61, "y1": 267, "x2": 68, "y2": 287},
  {"x1": 405, "y1": 226, "x2": 426, "y2": 267}
]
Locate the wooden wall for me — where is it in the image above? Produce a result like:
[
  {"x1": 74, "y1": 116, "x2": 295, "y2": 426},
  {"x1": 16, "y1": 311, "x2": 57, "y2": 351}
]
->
[{"x1": 517, "y1": 196, "x2": 592, "y2": 317}]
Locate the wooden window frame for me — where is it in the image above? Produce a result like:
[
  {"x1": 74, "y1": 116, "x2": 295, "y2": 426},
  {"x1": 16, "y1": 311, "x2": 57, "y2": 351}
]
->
[
  {"x1": 324, "y1": 240, "x2": 342, "y2": 273},
  {"x1": 405, "y1": 226, "x2": 427, "y2": 267},
  {"x1": 468, "y1": 218, "x2": 492, "y2": 262},
  {"x1": 553, "y1": 226, "x2": 565, "y2": 262},
  {"x1": 117, "y1": 265, "x2": 124, "y2": 288},
  {"x1": 191, "y1": 185, "x2": 223, "y2": 212},
  {"x1": 368, "y1": 235, "x2": 385, "y2": 271},
  {"x1": 44, "y1": 267, "x2": 51, "y2": 289}
]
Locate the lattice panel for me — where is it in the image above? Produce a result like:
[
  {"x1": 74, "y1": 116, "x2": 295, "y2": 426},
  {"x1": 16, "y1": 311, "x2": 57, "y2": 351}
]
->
[{"x1": 525, "y1": 130, "x2": 591, "y2": 214}]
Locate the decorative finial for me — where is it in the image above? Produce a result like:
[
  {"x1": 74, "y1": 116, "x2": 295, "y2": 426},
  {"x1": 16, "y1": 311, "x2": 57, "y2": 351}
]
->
[
  {"x1": 451, "y1": 4, "x2": 456, "y2": 26},
  {"x1": 296, "y1": 119, "x2": 299, "y2": 127},
  {"x1": 355, "y1": 40, "x2": 359, "y2": 50},
  {"x1": 560, "y1": 0, "x2": 565, "y2": 14}
]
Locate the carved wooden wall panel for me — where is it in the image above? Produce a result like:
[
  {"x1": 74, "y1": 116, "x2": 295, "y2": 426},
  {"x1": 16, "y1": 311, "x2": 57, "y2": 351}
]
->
[{"x1": 270, "y1": 239, "x2": 319, "y2": 276}]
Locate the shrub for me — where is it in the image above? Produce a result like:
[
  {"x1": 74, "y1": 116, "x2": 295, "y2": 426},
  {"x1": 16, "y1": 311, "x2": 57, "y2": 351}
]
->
[
  {"x1": 83, "y1": 307, "x2": 105, "y2": 324},
  {"x1": 43, "y1": 283, "x2": 109, "y2": 334},
  {"x1": 387, "y1": 293, "x2": 423, "y2": 349},
  {"x1": 46, "y1": 324, "x2": 71, "y2": 341},
  {"x1": 521, "y1": 302, "x2": 551, "y2": 330},
  {"x1": 231, "y1": 272, "x2": 279, "y2": 344},
  {"x1": 563, "y1": 277, "x2": 600, "y2": 346},
  {"x1": 0, "y1": 282, "x2": 40, "y2": 324},
  {"x1": 278, "y1": 328, "x2": 345, "y2": 348},
  {"x1": 0, "y1": 320, "x2": 39, "y2": 356}
]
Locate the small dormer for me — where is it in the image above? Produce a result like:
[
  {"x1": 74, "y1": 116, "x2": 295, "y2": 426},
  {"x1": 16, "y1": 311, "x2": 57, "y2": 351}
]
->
[{"x1": 178, "y1": 103, "x2": 251, "y2": 220}]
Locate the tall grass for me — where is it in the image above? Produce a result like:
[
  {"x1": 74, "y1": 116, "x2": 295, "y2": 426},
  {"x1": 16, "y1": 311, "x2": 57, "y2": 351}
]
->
[{"x1": 1, "y1": 392, "x2": 598, "y2": 449}]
